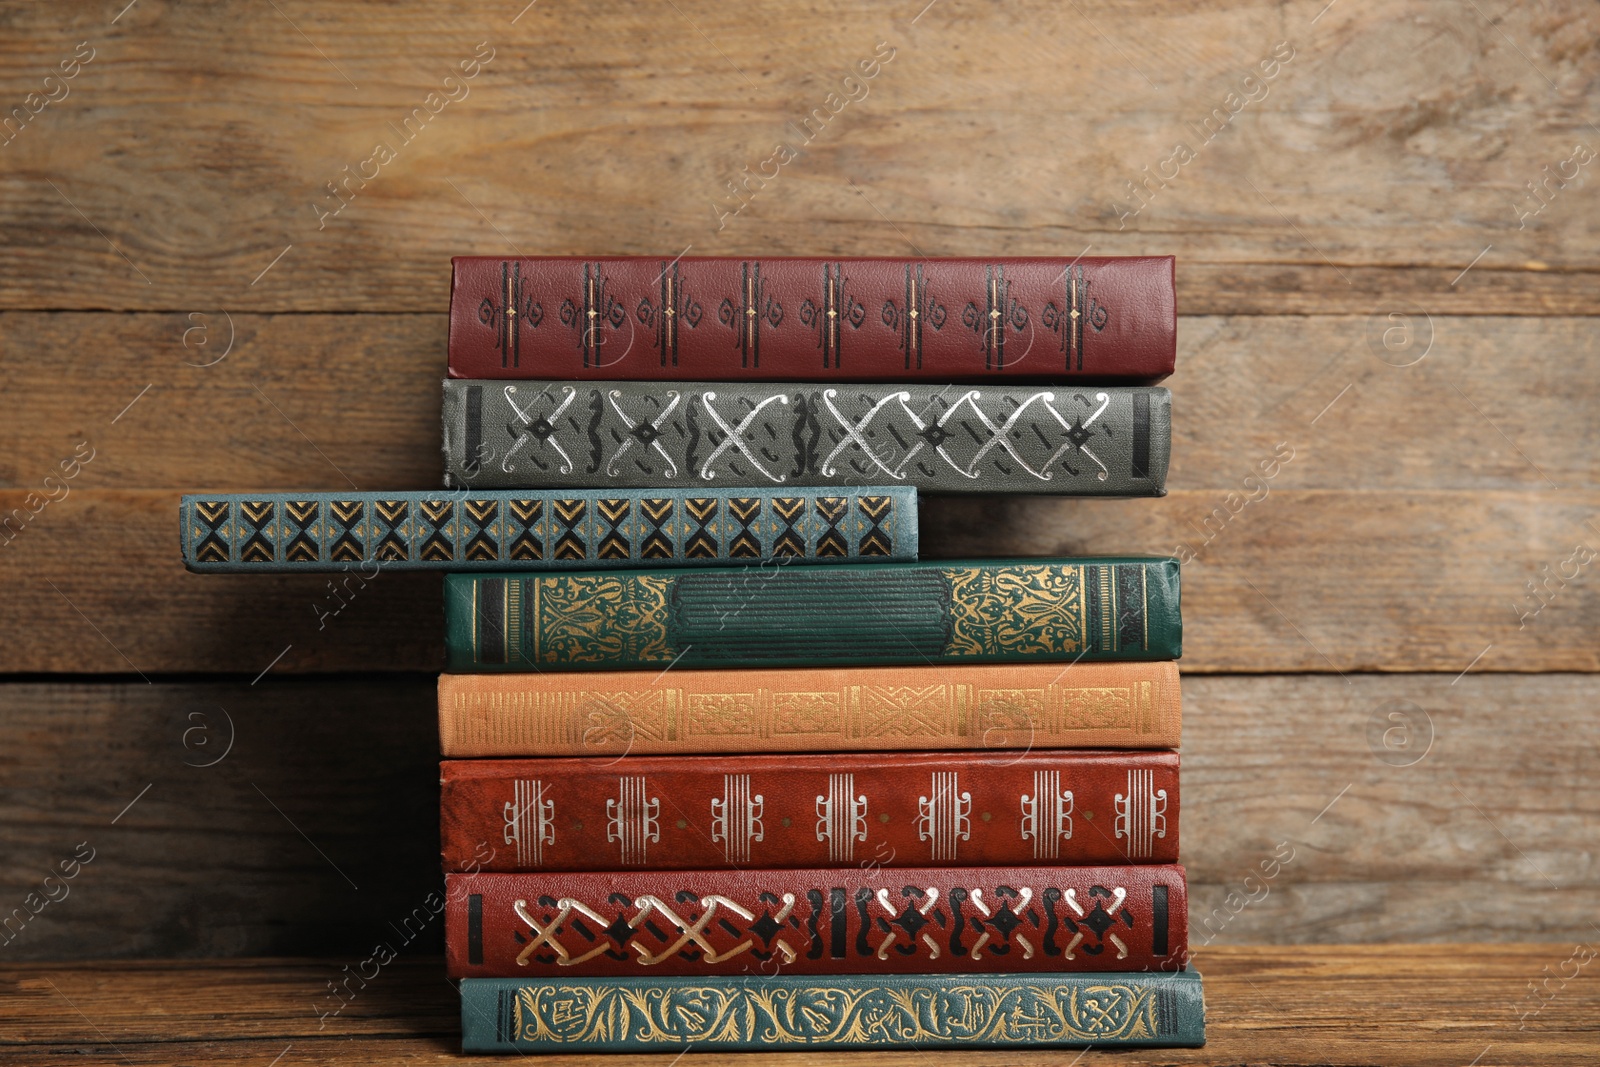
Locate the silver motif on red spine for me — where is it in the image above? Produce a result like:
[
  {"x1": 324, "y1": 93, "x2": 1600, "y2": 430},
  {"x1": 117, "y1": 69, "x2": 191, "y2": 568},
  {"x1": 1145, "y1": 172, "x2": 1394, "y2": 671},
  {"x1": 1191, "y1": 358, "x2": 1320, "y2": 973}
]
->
[
  {"x1": 917, "y1": 771, "x2": 971, "y2": 862},
  {"x1": 1114, "y1": 769, "x2": 1167, "y2": 860},
  {"x1": 711, "y1": 773, "x2": 765, "y2": 865},
  {"x1": 815, "y1": 773, "x2": 868, "y2": 862},
  {"x1": 1020, "y1": 769, "x2": 1073, "y2": 860},
  {"x1": 503, "y1": 778, "x2": 556, "y2": 867},
  {"x1": 607, "y1": 776, "x2": 660, "y2": 866}
]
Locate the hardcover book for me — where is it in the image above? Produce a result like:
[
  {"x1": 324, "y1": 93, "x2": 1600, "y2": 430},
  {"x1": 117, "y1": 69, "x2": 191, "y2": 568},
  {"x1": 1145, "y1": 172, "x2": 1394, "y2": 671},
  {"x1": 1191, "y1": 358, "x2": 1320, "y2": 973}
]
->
[
  {"x1": 448, "y1": 255, "x2": 1176, "y2": 382},
  {"x1": 179, "y1": 488, "x2": 916, "y2": 571},
  {"x1": 438, "y1": 661, "x2": 1182, "y2": 757},
  {"x1": 440, "y1": 380, "x2": 1170, "y2": 495},
  {"x1": 443, "y1": 557, "x2": 1181, "y2": 671},
  {"x1": 460, "y1": 970, "x2": 1206, "y2": 1051},
  {"x1": 442, "y1": 750, "x2": 1180, "y2": 871},
  {"x1": 445, "y1": 865, "x2": 1188, "y2": 978}
]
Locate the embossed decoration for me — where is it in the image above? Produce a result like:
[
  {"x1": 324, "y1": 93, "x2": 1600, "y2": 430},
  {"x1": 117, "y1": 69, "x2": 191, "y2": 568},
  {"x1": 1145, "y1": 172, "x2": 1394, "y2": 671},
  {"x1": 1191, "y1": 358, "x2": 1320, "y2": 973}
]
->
[
  {"x1": 191, "y1": 501, "x2": 231, "y2": 563},
  {"x1": 479, "y1": 260, "x2": 544, "y2": 368},
  {"x1": 183, "y1": 489, "x2": 910, "y2": 571},
  {"x1": 444, "y1": 381, "x2": 1168, "y2": 495},
  {"x1": 857, "y1": 495, "x2": 893, "y2": 557},
  {"x1": 238, "y1": 501, "x2": 275, "y2": 563},
  {"x1": 505, "y1": 979, "x2": 1168, "y2": 1046},
  {"x1": 529, "y1": 575, "x2": 675, "y2": 665},
  {"x1": 502, "y1": 880, "x2": 1114, "y2": 972},
  {"x1": 945, "y1": 565, "x2": 1086, "y2": 657}
]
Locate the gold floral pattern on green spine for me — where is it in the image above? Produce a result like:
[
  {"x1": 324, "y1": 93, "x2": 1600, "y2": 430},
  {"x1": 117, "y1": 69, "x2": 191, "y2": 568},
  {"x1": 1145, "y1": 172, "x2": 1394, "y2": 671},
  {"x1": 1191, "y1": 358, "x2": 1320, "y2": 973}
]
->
[
  {"x1": 529, "y1": 575, "x2": 674, "y2": 665},
  {"x1": 511, "y1": 981, "x2": 1162, "y2": 1045},
  {"x1": 943, "y1": 564, "x2": 1085, "y2": 657}
]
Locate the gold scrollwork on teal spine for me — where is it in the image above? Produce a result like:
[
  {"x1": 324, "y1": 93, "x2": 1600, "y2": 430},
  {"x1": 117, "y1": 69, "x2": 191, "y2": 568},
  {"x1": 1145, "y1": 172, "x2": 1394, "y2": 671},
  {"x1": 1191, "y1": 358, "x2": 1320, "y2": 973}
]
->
[
  {"x1": 512, "y1": 981, "x2": 1159, "y2": 1045},
  {"x1": 527, "y1": 574, "x2": 675, "y2": 664},
  {"x1": 943, "y1": 564, "x2": 1086, "y2": 657}
]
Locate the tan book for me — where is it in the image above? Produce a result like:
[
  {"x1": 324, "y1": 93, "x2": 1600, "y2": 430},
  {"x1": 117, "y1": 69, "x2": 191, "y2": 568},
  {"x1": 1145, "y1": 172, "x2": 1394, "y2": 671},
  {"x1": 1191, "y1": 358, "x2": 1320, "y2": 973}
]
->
[{"x1": 438, "y1": 661, "x2": 1180, "y2": 756}]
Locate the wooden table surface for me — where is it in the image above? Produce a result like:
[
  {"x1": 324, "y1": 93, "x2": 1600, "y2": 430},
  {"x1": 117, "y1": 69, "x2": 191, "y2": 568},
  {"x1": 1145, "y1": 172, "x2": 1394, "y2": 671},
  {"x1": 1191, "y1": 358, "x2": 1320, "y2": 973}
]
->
[
  {"x1": 4, "y1": 947, "x2": 1598, "y2": 1066},
  {"x1": 1, "y1": 1, "x2": 1597, "y2": 1064}
]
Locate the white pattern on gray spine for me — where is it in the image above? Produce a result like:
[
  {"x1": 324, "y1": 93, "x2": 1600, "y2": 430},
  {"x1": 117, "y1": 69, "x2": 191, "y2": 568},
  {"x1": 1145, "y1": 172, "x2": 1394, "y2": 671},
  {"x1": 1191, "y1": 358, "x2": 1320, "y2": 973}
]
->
[
  {"x1": 711, "y1": 773, "x2": 765, "y2": 865},
  {"x1": 501, "y1": 385, "x2": 578, "y2": 475},
  {"x1": 816, "y1": 389, "x2": 1112, "y2": 483},
  {"x1": 917, "y1": 771, "x2": 971, "y2": 862},
  {"x1": 503, "y1": 778, "x2": 556, "y2": 867},
  {"x1": 698, "y1": 391, "x2": 790, "y2": 482},
  {"x1": 1020, "y1": 770, "x2": 1074, "y2": 860},
  {"x1": 1114, "y1": 768, "x2": 1167, "y2": 860},
  {"x1": 819, "y1": 389, "x2": 919, "y2": 479},
  {"x1": 815, "y1": 773, "x2": 868, "y2": 862},
  {"x1": 604, "y1": 389, "x2": 680, "y2": 478},
  {"x1": 606, "y1": 776, "x2": 660, "y2": 865}
]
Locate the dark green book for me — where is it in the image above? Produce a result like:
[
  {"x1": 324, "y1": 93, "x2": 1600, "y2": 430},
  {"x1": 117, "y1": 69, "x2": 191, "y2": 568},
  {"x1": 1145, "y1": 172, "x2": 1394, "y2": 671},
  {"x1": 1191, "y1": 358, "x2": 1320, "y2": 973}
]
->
[
  {"x1": 460, "y1": 971, "x2": 1205, "y2": 1052},
  {"x1": 444, "y1": 557, "x2": 1180, "y2": 671}
]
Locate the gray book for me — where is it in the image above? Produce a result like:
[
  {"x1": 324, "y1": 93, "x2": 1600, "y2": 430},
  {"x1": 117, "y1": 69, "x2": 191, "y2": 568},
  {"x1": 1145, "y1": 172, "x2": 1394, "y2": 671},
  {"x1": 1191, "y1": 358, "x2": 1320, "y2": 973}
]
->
[{"x1": 442, "y1": 380, "x2": 1169, "y2": 495}]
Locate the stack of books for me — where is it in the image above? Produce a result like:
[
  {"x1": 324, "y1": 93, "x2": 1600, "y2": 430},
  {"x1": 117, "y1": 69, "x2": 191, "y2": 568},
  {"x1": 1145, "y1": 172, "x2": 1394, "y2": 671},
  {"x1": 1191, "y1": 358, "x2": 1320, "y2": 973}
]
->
[{"x1": 180, "y1": 254, "x2": 1202, "y2": 1051}]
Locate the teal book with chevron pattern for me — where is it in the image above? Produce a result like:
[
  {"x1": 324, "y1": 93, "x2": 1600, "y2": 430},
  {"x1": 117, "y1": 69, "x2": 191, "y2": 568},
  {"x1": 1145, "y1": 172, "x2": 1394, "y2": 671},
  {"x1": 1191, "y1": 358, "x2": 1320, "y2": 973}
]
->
[
  {"x1": 180, "y1": 487, "x2": 915, "y2": 572},
  {"x1": 459, "y1": 971, "x2": 1205, "y2": 1051},
  {"x1": 444, "y1": 556, "x2": 1181, "y2": 671}
]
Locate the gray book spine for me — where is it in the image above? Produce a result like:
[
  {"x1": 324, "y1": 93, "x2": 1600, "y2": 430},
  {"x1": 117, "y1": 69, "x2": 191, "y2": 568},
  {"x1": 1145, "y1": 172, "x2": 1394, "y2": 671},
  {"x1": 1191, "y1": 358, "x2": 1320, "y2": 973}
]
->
[{"x1": 442, "y1": 381, "x2": 1169, "y2": 495}]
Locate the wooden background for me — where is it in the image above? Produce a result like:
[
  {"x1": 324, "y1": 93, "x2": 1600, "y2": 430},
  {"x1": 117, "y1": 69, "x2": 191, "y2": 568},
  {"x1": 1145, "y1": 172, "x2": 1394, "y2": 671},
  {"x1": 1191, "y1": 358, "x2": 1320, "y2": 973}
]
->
[{"x1": 1, "y1": 0, "x2": 1596, "y2": 1012}]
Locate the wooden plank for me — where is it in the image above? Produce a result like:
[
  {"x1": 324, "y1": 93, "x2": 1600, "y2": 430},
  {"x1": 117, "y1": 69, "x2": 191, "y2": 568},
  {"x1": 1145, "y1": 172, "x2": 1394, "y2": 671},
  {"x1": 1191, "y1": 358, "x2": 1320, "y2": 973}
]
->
[
  {"x1": 2, "y1": 947, "x2": 1596, "y2": 1065},
  {"x1": 0, "y1": 2, "x2": 1595, "y2": 313},
  {"x1": 3, "y1": 487, "x2": 1596, "y2": 673},
  {"x1": 1, "y1": 674, "x2": 1593, "y2": 960},
  {"x1": 4, "y1": 312, "x2": 1593, "y2": 492}
]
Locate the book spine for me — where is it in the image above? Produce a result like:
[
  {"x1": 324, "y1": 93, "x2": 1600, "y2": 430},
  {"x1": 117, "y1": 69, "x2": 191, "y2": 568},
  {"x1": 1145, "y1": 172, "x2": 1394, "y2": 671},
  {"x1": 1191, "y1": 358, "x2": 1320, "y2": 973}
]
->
[
  {"x1": 445, "y1": 865, "x2": 1187, "y2": 978},
  {"x1": 460, "y1": 970, "x2": 1206, "y2": 1050},
  {"x1": 440, "y1": 381, "x2": 1170, "y2": 496},
  {"x1": 442, "y1": 557, "x2": 1181, "y2": 671},
  {"x1": 442, "y1": 750, "x2": 1179, "y2": 871},
  {"x1": 181, "y1": 488, "x2": 915, "y2": 572},
  {"x1": 448, "y1": 256, "x2": 1176, "y2": 383},
  {"x1": 438, "y1": 661, "x2": 1182, "y2": 757}
]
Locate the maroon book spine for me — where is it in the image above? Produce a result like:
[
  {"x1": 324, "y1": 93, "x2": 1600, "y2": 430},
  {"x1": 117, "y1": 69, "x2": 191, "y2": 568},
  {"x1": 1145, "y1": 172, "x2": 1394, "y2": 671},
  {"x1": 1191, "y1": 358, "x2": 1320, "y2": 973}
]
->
[
  {"x1": 442, "y1": 750, "x2": 1179, "y2": 872},
  {"x1": 445, "y1": 865, "x2": 1187, "y2": 978},
  {"x1": 448, "y1": 256, "x2": 1175, "y2": 382}
]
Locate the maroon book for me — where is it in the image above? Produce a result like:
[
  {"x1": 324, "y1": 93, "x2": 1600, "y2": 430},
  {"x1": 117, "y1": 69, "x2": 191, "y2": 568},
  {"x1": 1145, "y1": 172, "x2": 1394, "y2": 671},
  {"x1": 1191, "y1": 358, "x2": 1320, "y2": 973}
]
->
[
  {"x1": 445, "y1": 865, "x2": 1186, "y2": 978},
  {"x1": 441, "y1": 750, "x2": 1179, "y2": 872},
  {"x1": 448, "y1": 256, "x2": 1175, "y2": 381}
]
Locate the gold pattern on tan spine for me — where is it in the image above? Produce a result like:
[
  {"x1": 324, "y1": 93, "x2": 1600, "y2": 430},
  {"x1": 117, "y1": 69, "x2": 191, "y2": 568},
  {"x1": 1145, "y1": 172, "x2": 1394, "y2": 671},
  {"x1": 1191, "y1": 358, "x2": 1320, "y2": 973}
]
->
[{"x1": 437, "y1": 664, "x2": 1180, "y2": 755}]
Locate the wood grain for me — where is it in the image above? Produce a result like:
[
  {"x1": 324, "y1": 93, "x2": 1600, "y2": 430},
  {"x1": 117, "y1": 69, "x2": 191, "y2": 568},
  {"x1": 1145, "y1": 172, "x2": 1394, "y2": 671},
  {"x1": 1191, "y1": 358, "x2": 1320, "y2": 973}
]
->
[
  {"x1": 2, "y1": 673, "x2": 1593, "y2": 960},
  {"x1": 0, "y1": 2, "x2": 1594, "y2": 313},
  {"x1": 2, "y1": 947, "x2": 1596, "y2": 1065}
]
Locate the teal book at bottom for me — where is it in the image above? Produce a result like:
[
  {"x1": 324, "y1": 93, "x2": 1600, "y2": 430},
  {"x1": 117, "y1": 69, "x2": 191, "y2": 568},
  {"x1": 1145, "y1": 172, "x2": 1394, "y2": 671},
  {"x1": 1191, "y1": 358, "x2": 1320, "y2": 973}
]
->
[{"x1": 459, "y1": 971, "x2": 1204, "y2": 1052}]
